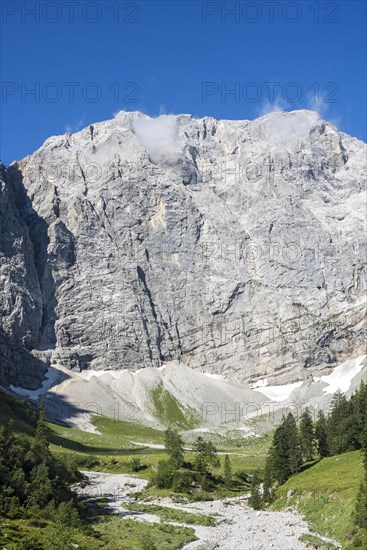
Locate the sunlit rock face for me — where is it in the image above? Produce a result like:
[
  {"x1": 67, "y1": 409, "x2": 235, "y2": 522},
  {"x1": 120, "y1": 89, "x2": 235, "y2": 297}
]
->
[{"x1": 1, "y1": 110, "x2": 366, "y2": 388}]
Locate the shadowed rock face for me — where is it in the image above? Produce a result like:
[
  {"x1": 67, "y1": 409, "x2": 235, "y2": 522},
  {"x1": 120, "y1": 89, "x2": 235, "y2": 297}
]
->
[
  {"x1": 1, "y1": 110, "x2": 366, "y2": 388},
  {"x1": 0, "y1": 165, "x2": 48, "y2": 388}
]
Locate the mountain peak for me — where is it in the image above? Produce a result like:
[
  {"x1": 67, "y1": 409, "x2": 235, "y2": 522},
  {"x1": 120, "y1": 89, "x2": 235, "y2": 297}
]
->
[{"x1": 1, "y1": 110, "x2": 366, "y2": 391}]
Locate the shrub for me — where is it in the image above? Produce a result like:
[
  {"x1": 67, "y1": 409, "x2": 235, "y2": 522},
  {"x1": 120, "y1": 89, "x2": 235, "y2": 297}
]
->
[
  {"x1": 128, "y1": 457, "x2": 146, "y2": 472},
  {"x1": 151, "y1": 460, "x2": 176, "y2": 488},
  {"x1": 172, "y1": 470, "x2": 194, "y2": 492}
]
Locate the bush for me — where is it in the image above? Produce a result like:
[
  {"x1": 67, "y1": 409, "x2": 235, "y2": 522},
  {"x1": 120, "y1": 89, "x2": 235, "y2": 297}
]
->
[
  {"x1": 191, "y1": 491, "x2": 214, "y2": 502},
  {"x1": 56, "y1": 501, "x2": 82, "y2": 527},
  {"x1": 15, "y1": 539, "x2": 43, "y2": 550},
  {"x1": 172, "y1": 470, "x2": 194, "y2": 492},
  {"x1": 236, "y1": 470, "x2": 252, "y2": 484},
  {"x1": 152, "y1": 460, "x2": 176, "y2": 489},
  {"x1": 128, "y1": 457, "x2": 146, "y2": 472}
]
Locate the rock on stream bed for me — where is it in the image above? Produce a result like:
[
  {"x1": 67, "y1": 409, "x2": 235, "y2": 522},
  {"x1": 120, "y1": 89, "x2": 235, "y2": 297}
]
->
[{"x1": 74, "y1": 471, "x2": 340, "y2": 550}]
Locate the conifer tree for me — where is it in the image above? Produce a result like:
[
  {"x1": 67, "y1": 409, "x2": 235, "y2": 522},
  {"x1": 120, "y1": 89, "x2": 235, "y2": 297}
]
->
[
  {"x1": 354, "y1": 395, "x2": 367, "y2": 530},
  {"x1": 299, "y1": 407, "x2": 315, "y2": 462},
  {"x1": 315, "y1": 410, "x2": 329, "y2": 458},
  {"x1": 327, "y1": 390, "x2": 349, "y2": 454},
  {"x1": 164, "y1": 429, "x2": 184, "y2": 467},
  {"x1": 266, "y1": 417, "x2": 290, "y2": 483},
  {"x1": 224, "y1": 454, "x2": 232, "y2": 488},
  {"x1": 249, "y1": 470, "x2": 263, "y2": 510},
  {"x1": 286, "y1": 413, "x2": 303, "y2": 475},
  {"x1": 35, "y1": 396, "x2": 49, "y2": 449},
  {"x1": 194, "y1": 436, "x2": 219, "y2": 489},
  {"x1": 265, "y1": 412, "x2": 302, "y2": 484}
]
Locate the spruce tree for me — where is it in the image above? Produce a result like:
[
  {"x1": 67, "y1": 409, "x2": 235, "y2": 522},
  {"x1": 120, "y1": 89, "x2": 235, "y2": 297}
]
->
[
  {"x1": 194, "y1": 437, "x2": 219, "y2": 473},
  {"x1": 267, "y1": 417, "x2": 290, "y2": 483},
  {"x1": 224, "y1": 454, "x2": 232, "y2": 488},
  {"x1": 265, "y1": 413, "x2": 302, "y2": 484},
  {"x1": 194, "y1": 436, "x2": 219, "y2": 489},
  {"x1": 249, "y1": 470, "x2": 263, "y2": 510},
  {"x1": 299, "y1": 408, "x2": 315, "y2": 462},
  {"x1": 194, "y1": 436, "x2": 208, "y2": 475},
  {"x1": 35, "y1": 396, "x2": 49, "y2": 449},
  {"x1": 315, "y1": 410, "x2": 329, "y2": 458},
  {"x1": 286, "y1": 413, "x2": 302, "y2": 475},
  {"x1": 327, "y1": 390, "x2": 349, "y2": 454},
  {"x1": 354, "y1": 395, "x2": 367, "y2": 530},
  {"x1": 164, "y1": 429, "x2": 184, "y2": 468}
]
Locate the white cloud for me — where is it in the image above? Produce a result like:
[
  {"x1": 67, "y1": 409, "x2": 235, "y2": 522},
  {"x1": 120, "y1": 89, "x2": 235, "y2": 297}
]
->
[
  {"x1": 257, "y1": 110, "x2": 321, "y2": 144},
  {"x1": 306, "y1": 92, "x2": 341, "y2": 129},
  {"x1": 257, "y1": 98, "x2": 286, "y2": 117},
  {"x1": 131, "y1": 114, "x2": 183, "y2": 162},
  {"x1": 306, "y1": 91, "x2": 329, "y2": 117},
  {"x1": 65, "y1": 115, "x2": 86, "y2": 133}
]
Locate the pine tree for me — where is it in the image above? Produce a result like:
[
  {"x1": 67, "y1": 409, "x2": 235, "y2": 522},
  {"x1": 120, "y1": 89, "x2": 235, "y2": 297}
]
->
[
  {"x1": 194, "y1": 436, "x2": 208, "y2": 474},
  {"x1": 35, "y1": 397, "x2": 49, "y2": 449},
  {"x1": 249, "y1": 470, "x2": 263, "y2": 510},
  {"x1": 354, "y1": 394, "x2": 367, "y2": 530},
  {"x1": 194, "y1": 436, "x2": 219, "y2": 489},
  {"x1": 315, "y1": 410, "x2": 329, "y2": 458},
  {"x1": 299, "y1": 408, "x2": 315, "y2": 462},
  {"x1": 327, "y1": 390, "x2": 349, "y2": 454},
  {"x1": 265, "y1": 413, "x2": 302, "y2": 485},
  {"x1": 266, "y1": 417, "x2": 290, "y2": 483},
  {"x1": 194, "y1": 437, "x2": 219, "y2": 472},
  {"x1": 164, "y1": 429, "x2": 184, "y2": 467},
  {"x1": 286, "y1": 413, "x2": 302, "y2": 475},
  {"x1": 223, "y1": 454, "x2": 232, "y2": 488}
]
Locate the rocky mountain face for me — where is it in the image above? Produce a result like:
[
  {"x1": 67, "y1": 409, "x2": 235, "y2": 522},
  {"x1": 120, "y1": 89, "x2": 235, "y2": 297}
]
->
[{"x1": 0, "y1": 110, "x2": 366, "y2": 390}]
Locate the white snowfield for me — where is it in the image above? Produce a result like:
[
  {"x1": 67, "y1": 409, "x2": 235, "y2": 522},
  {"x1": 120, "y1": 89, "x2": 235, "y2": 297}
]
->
[
  {"x1": 4, "y1": 109, "x2": 365, "y2": 392},
  {"x1": 6, "y1": 355, "x2": 366, "y2": 432},
  {"x1": 75, "y1": 471, "x2": 341, "y2": 550},
  {"x1": 319, "y1": 355, "x2": 366, "y2": 394},
  {"x1": 254, "y1": 381, "x2": 303, "y2": 402}
]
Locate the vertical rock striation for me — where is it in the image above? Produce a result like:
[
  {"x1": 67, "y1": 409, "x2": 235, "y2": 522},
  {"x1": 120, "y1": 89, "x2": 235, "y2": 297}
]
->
[{"x1": 1, "y1": 110, "x2": 366, "y2": 388}]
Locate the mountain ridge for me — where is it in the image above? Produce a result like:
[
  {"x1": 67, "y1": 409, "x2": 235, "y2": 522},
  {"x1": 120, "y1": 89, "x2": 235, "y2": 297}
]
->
[{"x1": 0, "y1": 110, "x2": 366, "y2": 393}]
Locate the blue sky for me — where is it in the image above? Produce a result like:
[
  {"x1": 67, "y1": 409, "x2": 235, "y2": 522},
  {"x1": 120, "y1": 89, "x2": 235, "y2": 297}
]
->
[{"x1": 1, "y1": 0, "x2": 366, "y2": 163}]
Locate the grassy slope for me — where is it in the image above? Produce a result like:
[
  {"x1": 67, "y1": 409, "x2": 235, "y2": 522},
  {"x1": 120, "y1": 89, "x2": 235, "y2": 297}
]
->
[
  {"x1": 0, "y1": 391, "x2": 198, "y2": 549},
  {"x1": 4, "y1": 390, "x2": 365, "y2": 548},
  {"x1": 0, "y1": 390, "x2": 37, "y2": 436},
  {"x1": 48, "y1": 415, "x2": 164, "y2": 454},
  {"x1": 273, "y1": 450, "x2": 364, "y2": 548},
  {"x1": 94, "y1": 517, "x2": 197, "y2": 549},
  {"x1": 150, "y1": 382, "x2": 201, "y2": 429},
  {"x1": 0, "y1": 515, "x2": 197, "y2": 550}
]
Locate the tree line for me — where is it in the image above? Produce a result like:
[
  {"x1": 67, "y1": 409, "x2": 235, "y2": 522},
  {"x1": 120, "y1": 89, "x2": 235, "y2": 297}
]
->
[
  {"x1": 0, "y1": 398, "x2": 82, "y2": 526},
  {"x1": 249, "y1": 380, "x2": 367, "y2": 533},
  {"x1": 150, "y1": 429, "x2": 235, "y2": 495}
]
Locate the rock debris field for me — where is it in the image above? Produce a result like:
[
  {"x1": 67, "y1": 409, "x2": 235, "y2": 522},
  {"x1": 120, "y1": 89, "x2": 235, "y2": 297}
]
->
[{"x1": 75, "y1": 471, "x2": 341, "y2": 549}]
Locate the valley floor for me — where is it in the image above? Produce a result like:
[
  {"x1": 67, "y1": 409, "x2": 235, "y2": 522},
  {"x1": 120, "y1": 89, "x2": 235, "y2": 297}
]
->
[{"x1": 76, "y1": 470, "x2": 339, "y2": 550}]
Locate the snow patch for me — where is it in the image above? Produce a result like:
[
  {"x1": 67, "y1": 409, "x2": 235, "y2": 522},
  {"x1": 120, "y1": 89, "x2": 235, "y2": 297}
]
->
[
  {"x1": 202, "y1": 372, "x2": 224, "y2": 380},
  {"x1": 10, "y1": 366, "x2": 61, "y2": 400},
  {"x1": 320, "y1": 355, "x2": 366, "y2": 394},
  {"x1": 255, "y1": 381, "x2": 303, "y2": 402},
  {"x1": 250, "y1": 378, "x2": 268, "y2": 389}
]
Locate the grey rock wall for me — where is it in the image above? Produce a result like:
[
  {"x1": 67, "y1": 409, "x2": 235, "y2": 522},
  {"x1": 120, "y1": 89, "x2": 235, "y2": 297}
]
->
[{"x1": 1, "y1": 110, "x2": 366, "y2": 388}]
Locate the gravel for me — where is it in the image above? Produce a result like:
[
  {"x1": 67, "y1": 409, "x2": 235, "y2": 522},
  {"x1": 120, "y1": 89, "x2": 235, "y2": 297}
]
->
[{"x1": 75, "y1": 471, "x2": 341, "y2": 549}]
